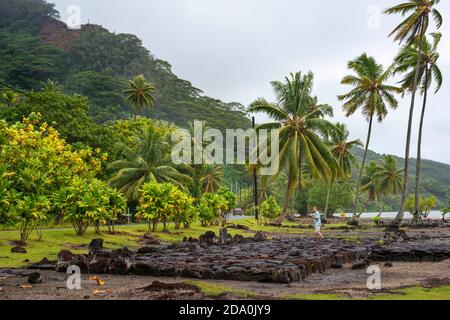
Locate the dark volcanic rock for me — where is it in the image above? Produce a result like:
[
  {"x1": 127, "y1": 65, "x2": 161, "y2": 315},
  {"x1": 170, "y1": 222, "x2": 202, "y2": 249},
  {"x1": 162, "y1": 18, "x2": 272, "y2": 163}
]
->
[
  {"x1": 27, "y1": 272, "x2": 42, "y2": 284},
  {"x1": 11, "y1": 247, "x2": 27, "y2": 254},
  {"x1": 88, "y1": 239, "x2": 104, "y2": 253}
]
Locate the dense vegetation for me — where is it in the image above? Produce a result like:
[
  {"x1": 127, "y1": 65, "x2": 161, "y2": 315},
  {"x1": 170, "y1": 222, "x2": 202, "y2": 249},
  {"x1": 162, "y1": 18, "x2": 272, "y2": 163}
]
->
[{"x1": 0, "y1": 0, "x2": 448, "y2": 243}]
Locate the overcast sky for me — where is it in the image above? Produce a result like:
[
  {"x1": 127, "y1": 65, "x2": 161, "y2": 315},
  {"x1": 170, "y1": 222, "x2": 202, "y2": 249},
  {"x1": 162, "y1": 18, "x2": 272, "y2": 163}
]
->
[{"x1": 50, "y1": 0, "x2": 450, "y2": 165}]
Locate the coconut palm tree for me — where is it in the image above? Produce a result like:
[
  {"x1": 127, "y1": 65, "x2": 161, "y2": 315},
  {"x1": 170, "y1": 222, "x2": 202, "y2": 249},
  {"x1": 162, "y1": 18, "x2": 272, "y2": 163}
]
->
[
  {"x1": 40, "y1": 79, "x2": 63, "y2": 92},
  {"x1": 358, "y1": 161, "x2": 380, "y2": 217},
  {"x1": 248, "y1": 71, "x2": 338, "y2": 223},
  {"x1": 393, "y1": 32, "x2": 442, "y2": 221},
  {"x1": 0, "y1": 90, "x2": 21, "y2": 107},
  {"x1": 338, "y1": 54, "x2": 402, "y2": 220},
  {"x1": 324, "y1": 123, "x2": 363, "y2": 217},
  {"x1": 201, "y1": 165, "x2": 224, "y2": 194},
  {"x1": 384, "y1": 0, "x2": 442, "y2": 225},
  {"x1": 374, "y1": 156, "x2": 403, "y2": 216},
  {"x1": 108, "y1": 128, "x2": 191, "y2": 202},
  {"x1": 123, "y1": 74, "x2": 156, "y2": 120}
]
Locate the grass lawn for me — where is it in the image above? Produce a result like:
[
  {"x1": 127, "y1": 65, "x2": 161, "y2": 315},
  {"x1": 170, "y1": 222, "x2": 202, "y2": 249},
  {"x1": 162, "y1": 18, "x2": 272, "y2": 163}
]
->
[
  {"x1": 0, "y1": 220, "x2": 253, "y2": 268},
  {"x1": 286, "y1": 286, "x2": 450, "y2": 300},
  {"x1": 0, "y1": 217, "x2": 369, "y2": 268}
]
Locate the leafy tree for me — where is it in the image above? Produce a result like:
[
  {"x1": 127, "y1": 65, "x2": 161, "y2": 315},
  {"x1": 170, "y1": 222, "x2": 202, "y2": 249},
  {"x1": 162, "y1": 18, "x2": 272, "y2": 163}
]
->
[
  {"x1": 105, "y1": 187, "x2": 127, "y2": 235},
  {"x1": 0, "y1": 91, "x2": 116, "y2": 155},
  {"x1": 406, "y1": 195, "x2": 438, "y2": 219},
  {"x1": 16, "y1": 194, "x2": 50, "y2": 241},
  {"x1": 249, "y1": 72, "x2": 338, "y2": 222},
  {"x1": 123, "y1": 75, "x2": 156, "y2": 120},
  {"x1": 0, "y1": 31, "x2": 66, "y2": 89},
  {"x1": 338, "y1": 54, "x2": 401, "y2": 220},
  {"x1": 260, "y1": 196, "x2": 281, "y2": 223},
  {"x1": 217, "y1": 187, "x2": 237, "y2": 226},
  {"x1": 137, "y1": 182, "x2": 193, "y2": 232},
  {"x1": 0, "y1": 0, "x2": 59, "y2": 33},
  {"x1": 384, "y1": 0, "x2": 442, "y2": 225},
  {"x1": 0, "y1": 164, "x2": 17, "y2": 225},
  {"x1": 54, "y1": 177, "x2": 117, "y2": 236},
  {"x1": 393, "y1": 33, "x2": 442, "y2": 219},
  {"x1": 197, "y1": 193, "x2": 227, "y2": 227},
  {"x1": 0, "y1": 114, "x2": 103, "y2": 238}
]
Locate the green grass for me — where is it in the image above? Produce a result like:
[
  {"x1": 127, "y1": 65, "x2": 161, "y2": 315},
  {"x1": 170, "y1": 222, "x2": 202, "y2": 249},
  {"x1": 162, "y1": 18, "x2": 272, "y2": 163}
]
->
[
  {"x1": 285, "y1": 293, "x2": 348, "y2": 300},
  {"x1": 370, "y1": 286, "x2": 450, "y2": 300},
  {"x1": 0, "y1": 221, "x2": 253, "y2": 268},
  {"x1": 185, "y1": 280, "x2": 256, "y2": 298},
  {"x1": 285, "y1": 286, "x2": 450, "y2": 300}
]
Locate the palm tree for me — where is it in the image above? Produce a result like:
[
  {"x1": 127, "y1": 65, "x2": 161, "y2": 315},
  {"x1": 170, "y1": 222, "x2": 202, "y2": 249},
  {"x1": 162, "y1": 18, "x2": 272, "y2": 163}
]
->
[
  {"x1": 358, "y1": 161, "x2": 380, "y2": 217},
  {"x1": 123, "y1": 74, "x2": 156, "y2": 120},
  {"x1": 0, "y1": 90, "x2": 21, "y2": 107},
  {"x1": 40, "y1": 79, "x2": 63, "y2": 92},
  {"x1": 108, "y1": 128, "x2": 191, "y2": 202},
  {"x1": 393, "y1": 32, "x2": 442, "y2": 221},
  {"x1": 201, "y1": 165, "x2": 224, "y2": 194},
  {"x1": 324, "y1": 123, "x2": 363, "y2": 217},
  {"x1": 338, "y1": 54, "x2": 402, "y2": 220},
  {"x1": 374, "y1": 156, "x2": 403, "y2": 216},
  {"x1": 248, "y1": 71, "x2": 338, "y2": 223},
  {"x1": 384, "y1": 0, "x2": 442, "y2": 225}
]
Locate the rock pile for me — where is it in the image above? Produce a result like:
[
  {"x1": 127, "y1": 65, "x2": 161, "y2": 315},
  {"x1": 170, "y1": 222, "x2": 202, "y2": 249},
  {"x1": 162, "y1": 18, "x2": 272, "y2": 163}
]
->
[{"x1": 53, "y1": 237, "x2": 368, "y2": 283}]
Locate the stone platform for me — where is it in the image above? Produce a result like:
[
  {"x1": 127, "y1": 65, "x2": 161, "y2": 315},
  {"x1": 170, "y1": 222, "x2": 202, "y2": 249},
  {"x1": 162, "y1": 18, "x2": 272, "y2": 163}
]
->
[{"x1": 55, "y1": 238, "x2": 369, "y2": 283}]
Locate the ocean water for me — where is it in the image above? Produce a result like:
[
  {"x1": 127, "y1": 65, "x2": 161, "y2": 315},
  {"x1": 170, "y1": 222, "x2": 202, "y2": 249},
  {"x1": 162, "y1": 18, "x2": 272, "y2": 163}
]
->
[{"x1": 334, "y1": 211, "x2": 445, "y2": 220}]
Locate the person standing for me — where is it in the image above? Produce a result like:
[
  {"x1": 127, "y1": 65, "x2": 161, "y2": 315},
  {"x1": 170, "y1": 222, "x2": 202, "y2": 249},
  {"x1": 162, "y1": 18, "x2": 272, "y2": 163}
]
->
[{"x1": 311, "y1": 207, "x2": 325, "y2": 240}]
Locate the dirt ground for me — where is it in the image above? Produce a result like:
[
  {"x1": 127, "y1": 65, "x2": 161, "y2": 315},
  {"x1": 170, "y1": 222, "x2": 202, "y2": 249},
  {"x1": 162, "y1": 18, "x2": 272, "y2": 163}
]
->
[{"x1": 1, "y1": 260, "x2": 449, "y2": 300}]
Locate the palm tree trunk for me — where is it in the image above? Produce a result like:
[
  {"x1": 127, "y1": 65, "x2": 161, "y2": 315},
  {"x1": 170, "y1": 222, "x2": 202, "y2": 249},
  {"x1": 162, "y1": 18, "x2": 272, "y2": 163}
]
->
[
  {"x1": 396, "y1": 20, "x2": 426, "y2": 226},
  {"x1": 276, "y1": 174, "x2": 292, "y2": 225},
  {"x1": 353, "y1": 114, "x2": 374, "y2": 220},
  {"x1": 414, "y1": 67, "x2": 430, "y2": 222},
  {"x1": 324, "y1": 178, "x2": 334, "y2": 218}
]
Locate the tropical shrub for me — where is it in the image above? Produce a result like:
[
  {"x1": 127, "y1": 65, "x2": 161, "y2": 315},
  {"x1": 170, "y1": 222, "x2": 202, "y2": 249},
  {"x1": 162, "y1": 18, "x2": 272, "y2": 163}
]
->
[
  {"x1": 54, "y1": 177, "x2": 118, "y2": 236},
  {"x1": 260, "y1": 196, "x2": 281, "y2": 223},
  {"x1": 137, "y1": 182, "x2": 193, "y2": 232},
  {"x1": 406, "y1": 195, "x2": 438, "y2": 219},
  {"x1": 216, "y1": 187, "x2": 237, "y2": 226},
  {"x1": 16, "y1": 194, "x2": 50, "y2": 241},
  {"x1": 197, "y1": 193, "x2": 225, "y2": 227},
  {"x1": 0, "y1": 114, "x2": 104, "y2": 239},
  {"x1": 105, "y1": 188, "x2": 127, "y2": 234}
]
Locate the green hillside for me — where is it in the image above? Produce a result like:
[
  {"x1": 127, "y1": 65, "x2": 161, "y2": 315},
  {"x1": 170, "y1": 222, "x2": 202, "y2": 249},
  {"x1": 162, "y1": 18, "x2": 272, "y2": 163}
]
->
[
  {"x1": 352, "y1": 147, "x2": 450, "y2": 204},
  {"x1": 0, "y1": 0, "x2": 251, "y2": 130}
]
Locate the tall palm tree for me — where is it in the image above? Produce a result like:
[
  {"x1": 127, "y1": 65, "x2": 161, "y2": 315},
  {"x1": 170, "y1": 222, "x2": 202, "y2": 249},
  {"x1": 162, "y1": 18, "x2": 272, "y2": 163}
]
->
[
  {"x1": 338, "y1": 54, "x2": 402, "y2": 220},
  {"x1": 108, "y1": 128, "x2": 191, "y2": 202},
  {"x1": 123, "y1": 74, "x2": 156, "y2": 120},
  {"x1": 201, "y1": 165, "x2": 224, "y2": 194},
  {"x1": 384, "y1": 0, "x2": 442, "y2": 225},
  {"x1": 393, "y1": 32, "x2": 442, "y2": 221},
  {"x1": 324, "y1": 123, "x2": 363, "y2": 217},
  {"x1": 248, "y1": 71, "x2": 338, "y2": 223}
]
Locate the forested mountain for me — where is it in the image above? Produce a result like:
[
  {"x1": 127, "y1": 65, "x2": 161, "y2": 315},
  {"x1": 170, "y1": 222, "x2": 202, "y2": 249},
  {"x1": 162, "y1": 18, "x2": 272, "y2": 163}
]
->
[
  {"x1": 0, "y1": 0, "x2": 251, "y2": 130},
  {"x1": 352, "y1": 147, "x2": 450, "y2": 204}
]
